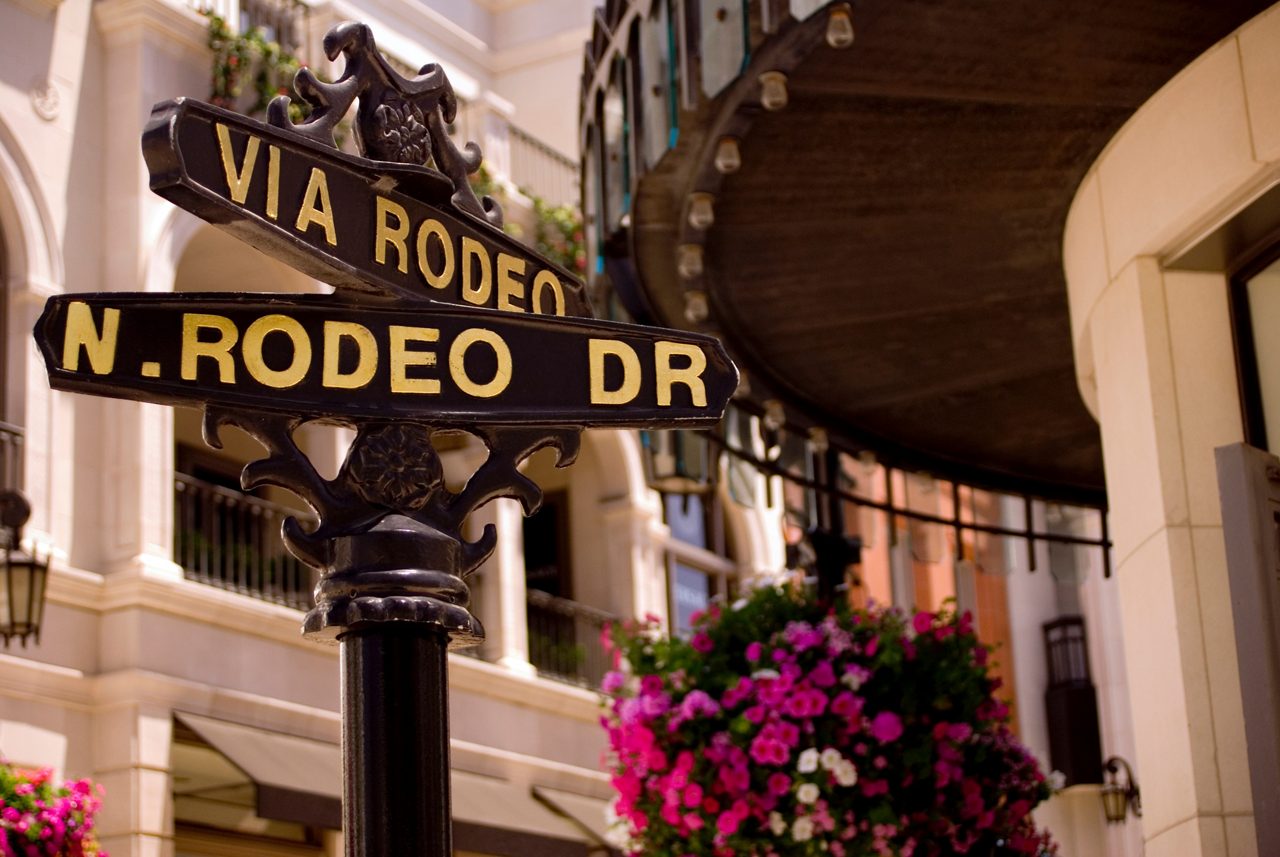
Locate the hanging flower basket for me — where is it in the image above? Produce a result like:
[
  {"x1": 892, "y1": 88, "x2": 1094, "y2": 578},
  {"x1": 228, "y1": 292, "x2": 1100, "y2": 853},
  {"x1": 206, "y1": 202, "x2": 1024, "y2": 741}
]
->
[
  {"x1": 601, "y1": 585, "x2": 1057, "y2": 857},
  {"x1": 0, "y1": 763, "x2": 107, "y2": 857}
]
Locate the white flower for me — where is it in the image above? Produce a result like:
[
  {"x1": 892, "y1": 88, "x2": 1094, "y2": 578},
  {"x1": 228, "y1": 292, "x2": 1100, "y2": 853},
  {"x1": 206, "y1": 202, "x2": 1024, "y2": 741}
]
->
[
  {"x1": 796, "y1": 782, "x2": 820, "y2": 804},
  {"x1": 732, "y1": 597, "x2": 749, "y2": 610},
  {"x1": 769, "y1": 812, "x2": 787, "y2": 836},
  {"x1": 603, "y1": 801, "x2": 634, "y2": 850},
  {"x1": 841, "y1": 671, "x2": 864, "y2": 691},
  {"x1": 819, "y1": 748, "x2": 843, "y2": 771},
  {"x1": 792, "y1": 817, "x2": 815, "y2": 842},
  {"x1": 1048, "y1": 770, "x2": 1067, "y2": 792},
  {"x1": 834, "y1": 759, "x2": 858, "y2": 787},
  {"x1": 752, "y1": 668, "x2": 781, "y2": 681},
  {"x1": 797, "y1": 748, "x2": 820, "y2": 773}
]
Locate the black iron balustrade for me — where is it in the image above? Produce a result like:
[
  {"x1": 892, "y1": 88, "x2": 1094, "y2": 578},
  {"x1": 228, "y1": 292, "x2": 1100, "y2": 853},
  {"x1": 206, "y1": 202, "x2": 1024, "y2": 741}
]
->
[
  {"x1": 509, "y1": 125, "x2": 580, "y2": 207},
  {"x1": 174, "y1": 474, "x2": 318, "y2": 610},
  {"x1": 0, "y1": 422, "x2": 23, "y2": 493},
  {"x1": 526, "y1": 588, "x2": 616, "y2": 687}
]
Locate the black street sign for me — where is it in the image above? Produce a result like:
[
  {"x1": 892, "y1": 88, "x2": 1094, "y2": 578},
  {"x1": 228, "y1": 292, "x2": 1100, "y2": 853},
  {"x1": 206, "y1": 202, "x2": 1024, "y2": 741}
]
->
[
  {"x1": 143, "y1": 99, "x2": 593, "y2": 317},
  {"x1": 37, "y1": 23, "x2": 742, "y2": 856},
  {"x1": 36, "y1": 293, "x2": 737, "y2": 427}
]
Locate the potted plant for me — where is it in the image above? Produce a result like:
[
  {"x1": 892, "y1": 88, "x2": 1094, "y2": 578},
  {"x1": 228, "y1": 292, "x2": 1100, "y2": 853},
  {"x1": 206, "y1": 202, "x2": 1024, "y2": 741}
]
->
[
  {"x1": 1, "y1": 762, "x2": 107, "y2": 856},
  {"x1": 601, "y1": 585, "x2": 1057, "y2": 856}
]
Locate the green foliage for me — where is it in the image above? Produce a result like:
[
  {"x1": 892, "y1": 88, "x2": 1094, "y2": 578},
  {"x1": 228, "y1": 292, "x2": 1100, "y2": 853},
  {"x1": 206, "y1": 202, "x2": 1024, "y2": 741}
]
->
[
  {"x1": 205, "y1": 12, "x2": 308, "y2": 123},
  {"x1": 530, "y1": 195, "x2": 586, "y2": 275}
]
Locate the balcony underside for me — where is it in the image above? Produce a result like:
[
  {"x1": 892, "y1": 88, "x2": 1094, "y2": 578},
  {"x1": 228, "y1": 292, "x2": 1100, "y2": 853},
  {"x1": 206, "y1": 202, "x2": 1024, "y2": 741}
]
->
[{"x1": 632, "y1": 0, "x2": 1271, "y2": 504}]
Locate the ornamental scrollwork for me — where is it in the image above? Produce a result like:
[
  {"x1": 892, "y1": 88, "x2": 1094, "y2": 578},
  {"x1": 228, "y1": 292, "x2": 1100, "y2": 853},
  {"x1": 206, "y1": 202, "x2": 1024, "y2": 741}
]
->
[
  {"x1": 265, "y1": 20, "x2": 502, "y2": 227},
  {"x1": 201, "y1": 406, "x2": 580, "y2": 644}
]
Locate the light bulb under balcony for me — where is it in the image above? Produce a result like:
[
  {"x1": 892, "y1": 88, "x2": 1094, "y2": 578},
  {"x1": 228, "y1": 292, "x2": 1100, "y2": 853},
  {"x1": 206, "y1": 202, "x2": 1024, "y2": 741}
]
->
[
  {"x1": 808, "y1": 427, "x2": 829, "y2": 454},
  {"x1": 758, "y1": 71, "x2": 788, "y2": 111},
  {"x1": 684, "y1": 290, "x2": 709, "y2": 323},
  {"x1": 688, "y1": 192, "x2": 715, "y2": 229},
  {"x1": 763, "y1": 399, "x2": 786, "y2": 432},
  {"x1": 714, "y1": 137, "x2": 741, "y2": 174},
  {"x1": 677, "y1": 244, "x2": 704, "y2": 279},
  {"x1": 826, "y1": 6, "x2": 855, "y2": 48}
]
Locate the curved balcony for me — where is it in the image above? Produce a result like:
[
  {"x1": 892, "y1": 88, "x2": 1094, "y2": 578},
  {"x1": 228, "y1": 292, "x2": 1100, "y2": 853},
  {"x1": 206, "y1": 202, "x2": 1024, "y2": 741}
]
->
[{"x1": 580, "y1": 0, "x2": 1272, "y2": 504}]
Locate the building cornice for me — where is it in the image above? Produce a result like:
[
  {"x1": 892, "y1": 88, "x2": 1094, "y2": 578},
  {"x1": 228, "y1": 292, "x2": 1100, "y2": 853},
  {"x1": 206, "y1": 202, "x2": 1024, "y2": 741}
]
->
[
  {"x1": 491, "y1": 27, "x2": 591, "y2": 76},
  {"x1": 94, "y1": 0, "x2": 209, "y2": 56},
  {"x1": 10, "y1": 0, "x2": 63, "y2": 20},
  {"x1": 450, "y1": 651, "x2": 602, "y2": 724},
  {"x1": 44, "y1": 565, "x2": 603, "y2": 724},
  {"x1": 45, "y1": 564, "x2": 107, "y2": 612}
]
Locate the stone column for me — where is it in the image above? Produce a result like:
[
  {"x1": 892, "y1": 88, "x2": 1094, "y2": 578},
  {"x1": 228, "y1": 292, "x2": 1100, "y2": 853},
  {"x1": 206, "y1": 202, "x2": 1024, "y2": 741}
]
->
[
  {"x1": 92, "y1": 702, "x2": 174, "y2": 857},
  {"x1": 1084, "y1": 259, "x2": 1253, "y2": 856},
  {"x1": 92, "y1": 0, "x2": 210, "y2": 580}
]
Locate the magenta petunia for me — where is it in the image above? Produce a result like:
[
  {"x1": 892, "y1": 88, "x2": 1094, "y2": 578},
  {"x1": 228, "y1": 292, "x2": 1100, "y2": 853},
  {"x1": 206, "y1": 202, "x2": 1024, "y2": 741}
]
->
[{"x1": 869, "y1": 711, "x2": 904, "y2": 742}]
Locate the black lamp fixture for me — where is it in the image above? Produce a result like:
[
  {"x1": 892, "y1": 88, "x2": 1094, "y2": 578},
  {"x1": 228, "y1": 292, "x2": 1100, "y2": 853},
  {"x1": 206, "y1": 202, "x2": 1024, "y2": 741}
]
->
[
  {"x1": 0, "y1": 490, "x2": 49, "y2": 647},
  {"x1": 640, "y1": 429, "x2": 715, "y2": 495},
  {"x1": 1101, "y1": 756, "x2": 1142, "y2": 824}
]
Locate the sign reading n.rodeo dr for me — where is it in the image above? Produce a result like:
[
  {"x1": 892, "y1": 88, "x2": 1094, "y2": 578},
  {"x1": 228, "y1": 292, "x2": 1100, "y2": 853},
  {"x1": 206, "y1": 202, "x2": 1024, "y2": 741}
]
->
[{"x1": 36, "y1": 294, "x2": 734, "y2": 426}]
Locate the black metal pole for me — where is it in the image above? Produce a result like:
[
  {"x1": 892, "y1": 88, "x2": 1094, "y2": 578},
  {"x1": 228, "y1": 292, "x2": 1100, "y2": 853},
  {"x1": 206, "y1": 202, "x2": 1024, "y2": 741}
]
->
[{"x1": 341, "y1": 623, "x2": 452, "y2": 857}]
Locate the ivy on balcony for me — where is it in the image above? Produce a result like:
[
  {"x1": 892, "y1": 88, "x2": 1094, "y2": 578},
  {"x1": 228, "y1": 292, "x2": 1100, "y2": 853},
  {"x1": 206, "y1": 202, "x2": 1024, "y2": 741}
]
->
[{"x1": 206, "y1": 12, "x2": 309, "y2": 122}]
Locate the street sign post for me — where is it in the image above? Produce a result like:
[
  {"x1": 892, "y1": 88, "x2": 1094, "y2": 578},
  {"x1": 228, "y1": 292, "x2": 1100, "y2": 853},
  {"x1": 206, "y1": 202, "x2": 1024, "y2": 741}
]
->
[{"x1": 34, "y1": 20, "x2": 736, "y2": 857}]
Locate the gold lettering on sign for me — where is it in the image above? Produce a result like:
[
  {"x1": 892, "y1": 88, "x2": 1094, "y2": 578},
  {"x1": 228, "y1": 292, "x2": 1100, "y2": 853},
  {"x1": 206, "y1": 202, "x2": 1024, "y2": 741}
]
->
[
  {"x1": 322, "y1": 321, "x2": 378, "y2": 389},
  {"x1": 655, "y1": 341, "x2": 707, "y2": 407},
  {"x1": 417, "y1": 219, "x2": 454, "y2": 290},
  {"x1": 61, "y1": 301, "x2": 120, "y2": 374},
  {"x1": 375, "y1": 196, "x2": 410, "y2": 273},
  {"x1": 449, "y1": 329, "x2": 512, "y2": 398},
  {"x1": 266, "y1": 145, "x2": 281, "y2": 220},
  {"x1": 589, "y1": 339, "x2": 641, "y2": 405},
  {"x1": 532, "y1": 270, "x2": 566, "y2": 316},
  {"x1": 389, "y1": 326, "x2": 440, "y2": 394},
  {"x1": 243, "y1": 315, "x2": 311, "y2": 388},
  {"x1": 215, "y1": 124, "x2": 260, "y2": 205},
  {"x1": 295, "y1": 168, "x2": 337, "y2": 246},
  {"x1": 181, "y1": 314, "x2": 238, "y2": 383},
  {"x1": 460, "y1": 237, "x2": 492, "y2": 306},
  {"x1": 497, "y1": 254, "x2": 526, "y2": 313}
]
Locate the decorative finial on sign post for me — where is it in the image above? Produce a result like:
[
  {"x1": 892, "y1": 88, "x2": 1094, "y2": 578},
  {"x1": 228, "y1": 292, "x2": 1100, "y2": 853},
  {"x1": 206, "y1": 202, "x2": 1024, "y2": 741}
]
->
[{"x1": 266, "y1": 20, "x2": 503, "y2": 227}]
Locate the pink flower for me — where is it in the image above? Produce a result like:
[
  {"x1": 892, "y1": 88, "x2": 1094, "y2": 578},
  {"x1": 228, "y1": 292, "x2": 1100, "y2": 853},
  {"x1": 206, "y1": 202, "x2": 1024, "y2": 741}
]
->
[
  {"x1": 912, "y1": 611, "x2": 934, "y2": 636},
  {"x1": 691, "y1": 633, "x2": 714, "y2": 654},
  {"x1": 745, "y1": 642, "x2": 763, "y2": 661},
  {"x1": 602, "y1": 671, "x2": 626, "y2": 693},
  {"x1": 869, "y1": 711, "x2": 904, "y2": 742}
]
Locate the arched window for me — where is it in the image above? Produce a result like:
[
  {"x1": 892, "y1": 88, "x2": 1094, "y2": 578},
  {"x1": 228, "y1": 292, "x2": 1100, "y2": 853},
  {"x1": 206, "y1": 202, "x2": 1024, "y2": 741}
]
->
[{"x1": 0, "y1": 232, "x2": 18, "y2": 493}]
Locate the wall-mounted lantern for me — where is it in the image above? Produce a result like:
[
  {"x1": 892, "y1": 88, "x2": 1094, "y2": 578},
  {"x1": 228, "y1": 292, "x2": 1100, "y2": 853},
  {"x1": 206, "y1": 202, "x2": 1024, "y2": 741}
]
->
[
  {"x1": 0, "y1": 491, "x2": 49, "y2": 647},
  {"x1": 1101, "y1": 756, "x2": 1142, "y2": 823},
  {"x1": 641, "y1": 430, "x2": 715, "y2": 495}
]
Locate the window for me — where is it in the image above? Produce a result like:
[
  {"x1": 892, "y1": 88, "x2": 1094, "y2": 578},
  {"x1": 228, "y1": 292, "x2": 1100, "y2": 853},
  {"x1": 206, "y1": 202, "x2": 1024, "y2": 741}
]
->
[
  {"x1": 664, "y1": 494, "x2": 736, "y2": 635},
  {"x1": 1232, "y1": 247, "x2": 1280, "y2": 452}
]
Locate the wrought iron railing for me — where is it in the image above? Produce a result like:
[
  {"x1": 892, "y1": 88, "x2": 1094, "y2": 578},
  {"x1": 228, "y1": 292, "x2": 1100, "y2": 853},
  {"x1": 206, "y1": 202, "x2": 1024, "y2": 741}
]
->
[
  {"x1": 0, "y1": 422, "x2": 23, "y2": 493},
  {"x1": 526, "y1": 588, "x2": 616, "y2": 687},
  {"x1": 508, "y1": 126, "x2": 579, "y2": 207},
  {"x1": 174, "y1": 474, "x2": 318, "y2": 610}
]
